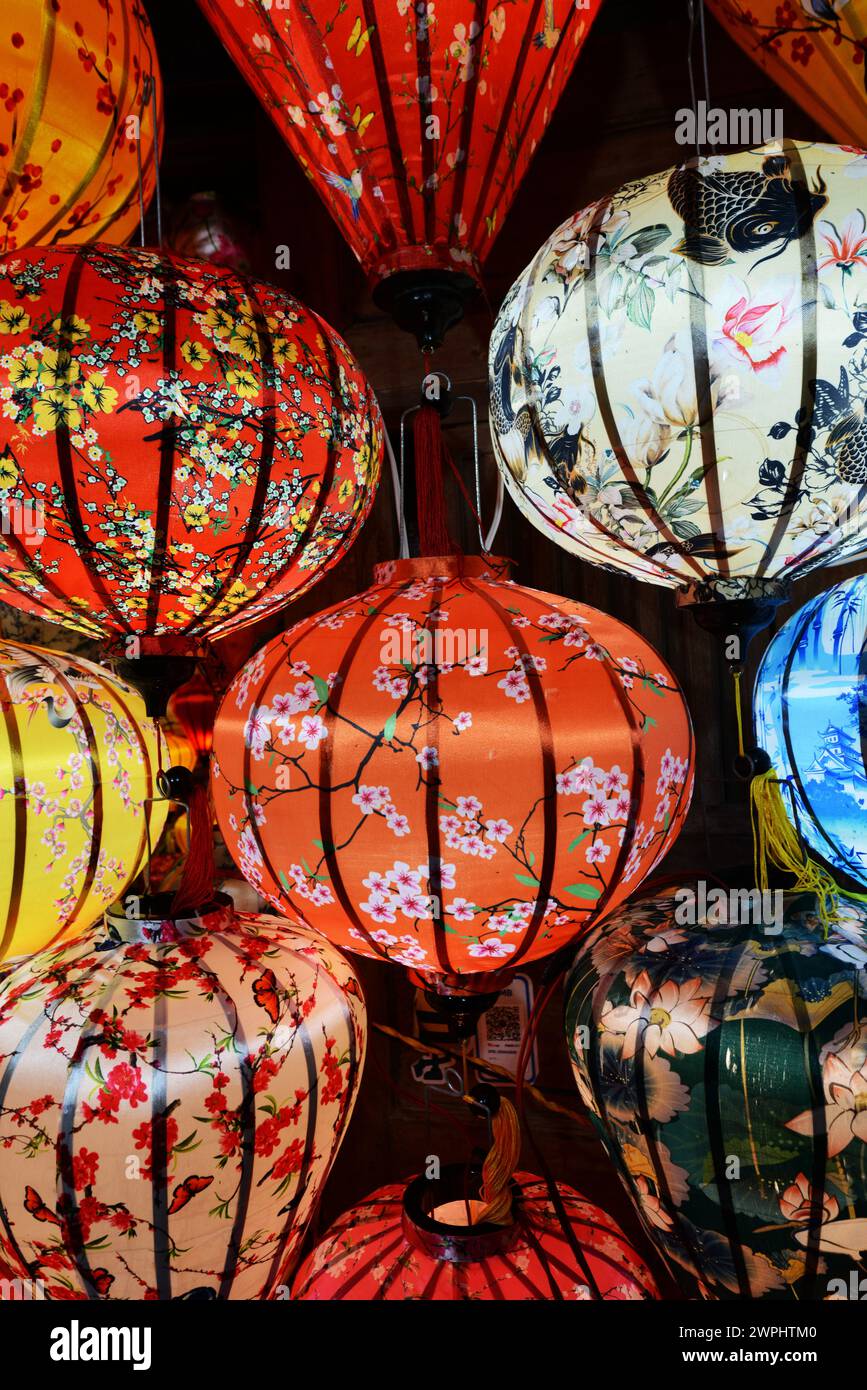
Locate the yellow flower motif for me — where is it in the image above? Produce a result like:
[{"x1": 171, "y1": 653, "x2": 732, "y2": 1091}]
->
[
  {"x1": 52, "y1": 313, "x2": 90, "y2": 343},
  {"x1": 226, "y1": 367, "x2": 259, "y2": 400},
  {"x1": 293, "y1": 505, "x2": 312, "y2": 531},
  {"x1": 183, "y1": 502, "x2": 210, "y2": 529},
  {"x1": 81, "y1": 373, "x2": 118, "y2": 414},
  {"x1": 215, "y1": 579, "x2": 256, "y2": 611},
  {"x1": 33, "y1": 390, "x2": 82, "y2": 433},
  {"x1": 7, "y1": 353, "x2": 38, "y2": 389},
  {"x1": 40, "y1": 349, "x2": 80, "y2": 390},
  {"x1": 202, "y1": 307, "x2": 234, "y2": 340},
  {"x1": 133, "y1": 310, "x2": 161, "y2": 336},
  {"x1": 272, "y1": 337, "x2": 298, "y2": 367},
  {"x1": 0, "y1": 457, "x2": 18, "y2": 488},
  {"x1": 180, "y1": 339, "x2": 211, "y2": 370},
  {"x1": 338, "y1": 478, "x2": 354, "y2": 503},
  {"x1": 0, "y1": 302, "x2": 30, "y2": 334},
  {"x1": 229, "y1": 321, "x2": 258, "y2": 361}
]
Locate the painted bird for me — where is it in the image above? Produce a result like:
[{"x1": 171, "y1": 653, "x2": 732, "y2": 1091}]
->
[{"x1": 321, "y1": 168, "x2": 364, "y2": 222}]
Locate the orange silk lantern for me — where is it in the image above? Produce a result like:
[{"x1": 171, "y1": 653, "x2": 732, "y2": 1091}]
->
[
  {"x1": 196, "y1": 0, "x2": 604, "y2": 348},
  {"x1": 0, "y1": 0, "x2": 162, "y2": 253},
  {"x1": 706, "y1": 1, "x2": 867, "y2": 147},
  {"x1": 211, "y1": 554, "x2": 694, "y2": 996},
  {"x1": 0, "y1": 244, "x2": 382, "y2": 711},
  {"x1": 292, "y1": 1168, "x2": 660, "y2": 1300}
]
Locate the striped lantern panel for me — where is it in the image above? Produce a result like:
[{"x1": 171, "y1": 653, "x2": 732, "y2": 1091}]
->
[
  {"x1": 707, "y1": 0, "x2": 867, "y2": 148},
  {"x1": 0, "y1": 899, "x2": 366, "y2": 1299},
  {"x1": 490, "y1": 141, "x2": 867, "y2": 604},
  {"x1": 565, "y1": 888, "x2": 867, "y2": 1300},
  {"x1": 0, "y1": 245, "x2": 382, "y2": 647},
  {"x1": 755, "y1": 573, "x2": 867, "y2": 891},
  {"x1": 0, "y1": 639, "x2": 166, "y2": 963},
  {"x1": 0, "y1": 0, "x2": 162, "y2": 253},
  {"x1": 292, "y1": 1169, "x2": 661, "y2": 1300},
  {"x1": 196, "y1": 0, "x2": 604, "y2": 287},
  {"x1": 211, "y1": 554, "x2": 694, "y2": 988}
]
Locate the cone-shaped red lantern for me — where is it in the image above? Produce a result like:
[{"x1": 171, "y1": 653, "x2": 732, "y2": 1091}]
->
[
  {"x1": 197, "y1": 0, "x2": 604, "y2": 348},
  {"x1": 211, "y1": 553, "x2": 694, "y2": 997},
  {"x1": 0, "y1": 894, "x2": 366, "y2": 1299},
  {"x1": 707, "y1": 1, "x2": 867, "y2": 148},
  {"x1": 292, "y1": 1167, "x2": 660, "y2": 1300},
  {"x1": 0, "y1": 244, "x2": 382, "y2": 712}
]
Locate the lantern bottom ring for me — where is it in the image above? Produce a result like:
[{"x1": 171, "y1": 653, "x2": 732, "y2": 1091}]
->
[{"x1": 401, "y1": 1165, "x2": 521, "y2": 1263}]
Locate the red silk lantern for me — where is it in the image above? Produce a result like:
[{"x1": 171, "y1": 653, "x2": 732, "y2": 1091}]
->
[
  {"x1": 292, "y1": 1167, "x2": 660, "y2": 1300},
  {"x1": 167, "y1": 667, "x2": 220, "y2": 759},
  {"x1": 197, "y1": 0, "x2": 604, "y2": 347},
  {"x1": 0, "y1": 0, "x2": 162, "y2": 254},
  {"x1": 211, "y1": 554, "x2": 694, "y2": 994},
  {"x1": 0, "y1": 895, "x2": 366, "y2": 1299},
  {"x1": 0, "y1": 244, "x2": 382, "y2": 710}
]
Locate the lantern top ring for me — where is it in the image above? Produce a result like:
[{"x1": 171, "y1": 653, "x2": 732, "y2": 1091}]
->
[{"x1": 401, "y1": 1166, "x2": 521, "y2": 1264}]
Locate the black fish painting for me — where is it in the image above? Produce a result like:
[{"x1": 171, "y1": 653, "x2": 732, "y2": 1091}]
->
[{"x1": 667, "y1": 153, "x2": 827, "y2": 268}]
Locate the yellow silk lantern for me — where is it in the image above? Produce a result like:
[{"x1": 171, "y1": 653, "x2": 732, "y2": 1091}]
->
[
  {"x1": 0, "y1": 0, "x2": 162, "y2": 253},
  {"x1": 0, "y1": 640, "x2": 166, "y2": 962}
]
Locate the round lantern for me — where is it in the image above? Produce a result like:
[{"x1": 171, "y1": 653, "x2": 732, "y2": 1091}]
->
[
  {"x1": 196, "y1": 0, "x2": 604, "y2": 348},
  {"x1": 0, "y1": 638, "x2": 166, "y2": 963},
  {"x1": 490, "y1": 141, "x2": 867, "y2": 611},
  {"x1": 0, "y1": 243, "x2": 382, "y2": 708},
  {"x1": 565, "y1": 886, "x2": 867, "y2": 1300},
  {"x1": 168, "y1": 191, "x2": 253, "y2": 274},
  {"x1": 292, "y1": 1166, "x2": 660, "y2": 1300},
  {"x1": 0, "y1": 895, "x2": 366, "y2": 1299},
  {"x1": 0, "y1": 0, "x2": 162, "y2": 253},
  {"x1": 211, "y1": 554, "x2": 694, "y2": 993},
  {"x1": 707, "y1": 1, "x2": 867, "y2": 149},
  {"x1": 754, "y1": 572, "x2": 867, "y2": 891}
]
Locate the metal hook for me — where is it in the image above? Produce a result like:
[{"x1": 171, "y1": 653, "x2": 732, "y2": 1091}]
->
[
  {"x1": 398, "y1": 372, "x2": 503, "y2": 553},
  {"x1": 140, "y1": 767, "x2": 192, "y2": 896}
]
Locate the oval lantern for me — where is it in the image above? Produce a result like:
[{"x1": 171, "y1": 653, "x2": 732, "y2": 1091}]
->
[
  {"x1": 1, "y1": 0, "x2": 162, "y2": 253},
  {"x1": 196, "y1": 0, "x2": 604, "y2": 348},
  {"x1": 491, "y1": 141, "x2": 867, "y2": 617},
  {"x1": 166, "y1": 667, "x2": 220, "y2": 761},
  {"x1": 0, "y1": 244, "x2": 382, "y2": 709},
  {"x1": 292, "y1": 1166, "x2": 660, "y2": 1300},
  {"x1": 565, "y1": 885, "x2": 867, "y2": 1300},
  {"x1": 211, "y1": 554, "x2": 694, "y2": 995},
  {"x1": 0, "y1": 638, "x2": 166, "y2": 963},
  {"x1": 707, "y1": 0, "x2": 867, "y2": 149},
  {"x1": 0, "y1": 895, "x2": 366, "y2": 1299},
  {"x1": 754, "y1": 572, "x2": 867, "y2": 891}
]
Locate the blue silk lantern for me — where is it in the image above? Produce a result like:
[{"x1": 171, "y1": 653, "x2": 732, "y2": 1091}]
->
[{"x1": 753, "y1": 574, "x2": 867, "y2": 891}]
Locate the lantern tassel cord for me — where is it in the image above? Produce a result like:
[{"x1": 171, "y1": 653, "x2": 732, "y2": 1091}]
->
[
  {"x1": 475, "y1": 1094, "x2": 521, "y2": 1226},
  {"x1": 413, "y1": 403, "x2": 455, "y2": 557},
  {"x1": 170, "y1": 780, "x2": 216, "y2": 916},
  {"x1": 733, "y1": 667, "x2": 746, "y2": 761},
  {"x1": 750, "y1": 769, "x2": 839, "y2": 934},
  {"x1": 371, "y1": 1023, "x2": 592, "y2": 1126}
]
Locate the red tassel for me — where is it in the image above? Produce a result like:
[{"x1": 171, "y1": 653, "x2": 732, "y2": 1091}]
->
[
  {"x1": 413, "y1": 403, "x2": 457, "y2": 557},
  {"x1": 170, "y1": 780, "x2": 215, "y2": 917}
]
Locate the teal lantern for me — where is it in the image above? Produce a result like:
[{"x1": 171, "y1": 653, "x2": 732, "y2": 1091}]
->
[
  {"x1": 565, "y1": 887, "x2": 867, "y2": 1300},
  {"x1": 754, "y1": 574, "x2": 867, "y2": 891}
]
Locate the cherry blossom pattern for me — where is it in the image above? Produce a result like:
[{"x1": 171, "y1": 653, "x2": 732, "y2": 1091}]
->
[
  {"x1": 0, "y1": 899, "x2": 365, "y2": 1299},
  {"x1": 0, "y1": 640, "x2": 167, "y2": 962},
  {"x1": 292, "y1": 1170, "x2": 659, "y2": 1300},
  {"x1": 212, "y1": 554, "x2": 694, "y2": 984},
  {"x1": 0, "y1": 244, "x2": 381, "y2": 644},
  {"x1": 566, "y1": 887, "x2": 867, "y2": 1299}
]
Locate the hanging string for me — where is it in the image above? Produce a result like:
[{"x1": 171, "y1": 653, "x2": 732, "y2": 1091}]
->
[
  {"x1": 750, "y1": 771, "x2": 839, "y2": 934},
  {"x1": 473, "y1": 1094, "x2": 521, "y2": 1226},
  {"x1": 686, "y1": 0, "x2": 702, "y2": 162},
  {"x1": 732, "y1": 668, "x2": 746, "y2": 761},
  {"x1": 383, "y1": 427, "x2": 410, "y2": 558}
]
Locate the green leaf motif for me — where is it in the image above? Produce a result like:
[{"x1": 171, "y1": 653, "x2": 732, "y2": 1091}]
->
[
  {"x1": 564, "y1": 883, "x2": 601, "y2": 899},
  {"x1": 382, "y1": 712, "x2": 397, "y2": 741}
]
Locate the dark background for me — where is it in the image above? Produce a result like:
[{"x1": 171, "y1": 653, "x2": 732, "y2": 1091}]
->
[{"x1": 10, "y1": 0, "x2": 866, "y2": 1288}]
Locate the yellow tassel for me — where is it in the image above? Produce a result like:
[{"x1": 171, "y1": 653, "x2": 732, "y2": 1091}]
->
[
  {"x1": 472, "y1": 1094, "x2": 521, "y2": 1227},
  {"x1": 750, "y1": 769, "x2": 839, "y2": 935}
]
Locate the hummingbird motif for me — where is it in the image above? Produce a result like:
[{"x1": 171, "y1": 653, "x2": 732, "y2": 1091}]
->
[{"x1": 321, "y1": 168, "x2": 364, "y2": 222}]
